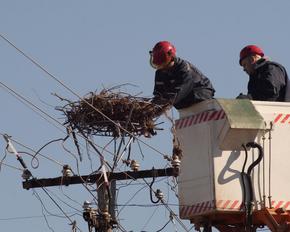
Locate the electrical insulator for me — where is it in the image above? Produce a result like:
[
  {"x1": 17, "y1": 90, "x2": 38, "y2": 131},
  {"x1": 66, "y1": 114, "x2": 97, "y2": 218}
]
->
[
  {"x1": 155, "y1": 189, "x2": 164, "y2": 201},
  {"x1": 22, "y1": 169, "x2": 32, "y2": 180},
  {"x1": 171, "y1": 155, "x2": 181, "y2": 168},
  {"x1": 62, "y1": 165, "x2": 73, "y2": 177},
  {"x1": 130, "y1": 160, "x2": 140, "y2": 172},
  {"x1": 101, "y1": 211, "x2": 111, "y2": 222},
  {"x1": 83, "y1": 200, "x2": 92, "y2": 210}
]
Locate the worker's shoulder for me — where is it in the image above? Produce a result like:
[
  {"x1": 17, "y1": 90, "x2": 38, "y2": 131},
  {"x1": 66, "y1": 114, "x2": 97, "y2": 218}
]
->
[
  {"x1": 257, "y1": 58, "x2": 285, "y2": 71},
  {"x1": 174, "y1": 57, "x2": 196, "y2": 72}
]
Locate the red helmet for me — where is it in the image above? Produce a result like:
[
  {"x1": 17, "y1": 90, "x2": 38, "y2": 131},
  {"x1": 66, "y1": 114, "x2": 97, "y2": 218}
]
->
[
  {"x1": 150, "y1": 41, "x2": 176, "y2": 69},
  {"x1": 239, "y1": 45, "x2": 264, "y2": 65}
]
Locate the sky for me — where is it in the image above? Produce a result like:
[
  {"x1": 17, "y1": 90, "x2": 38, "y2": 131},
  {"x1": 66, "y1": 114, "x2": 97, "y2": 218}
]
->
[{"x1": 0, "y1": 1, "x2": 290, "y2": 231}]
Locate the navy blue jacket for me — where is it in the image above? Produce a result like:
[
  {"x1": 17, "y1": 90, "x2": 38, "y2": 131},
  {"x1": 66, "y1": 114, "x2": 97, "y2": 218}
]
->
[
  {"x1": 152, "y1": 57, "x2": 215, "y2": 109},
  {"x1": 247, "y1": 59, "x2": 289, "y2": 101}
]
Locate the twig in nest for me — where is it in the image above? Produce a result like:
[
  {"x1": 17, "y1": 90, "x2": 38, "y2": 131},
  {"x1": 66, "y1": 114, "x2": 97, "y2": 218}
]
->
[{"x1": 56, "y1": 88, "x2": 170, "y2": 138}]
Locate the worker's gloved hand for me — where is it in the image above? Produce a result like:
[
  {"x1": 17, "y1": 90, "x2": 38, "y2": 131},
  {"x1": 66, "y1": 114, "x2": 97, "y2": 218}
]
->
[
  {"x1": 236, "y1": 93, "x2": 251, "y2": 99},
  {"x1": 151, "y1": 96, "x2": 172, "y2": 112},
  {"x1": 151, "y1": 96, "x2": 169, "y2": 105}
]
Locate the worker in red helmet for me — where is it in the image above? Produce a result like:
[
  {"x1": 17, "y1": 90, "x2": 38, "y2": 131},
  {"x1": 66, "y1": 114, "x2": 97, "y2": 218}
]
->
[
  {"x1": 238, "y1": 45, "x2": 290, "y2": 101},
  {"x1": 149, "y1": 41, "x2": 215, "y2": 109}
]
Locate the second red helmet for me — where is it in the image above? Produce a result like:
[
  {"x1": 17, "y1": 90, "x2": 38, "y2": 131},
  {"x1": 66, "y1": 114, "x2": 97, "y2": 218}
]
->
[
  {"x1": 150, "y1": 41, "x2": 176, "y2": 69},
  {"x1": 239, "y1": 45, "x2": 264, "y2": 65}
]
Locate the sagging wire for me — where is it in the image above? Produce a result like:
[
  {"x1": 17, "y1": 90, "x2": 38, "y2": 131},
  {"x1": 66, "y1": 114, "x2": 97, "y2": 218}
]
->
[
  {"x1": 136, "y1": 138, "x2": 145, "y2": 160},
  {"x1": 0, "y1": 160, "x2": 24, "y2": 172},
  {"x1": 149, "y1": 170, "x2": 164, "y2": 204},
  {"x1": 0, "y1": 81, "x2": 66, "y2": 135},
  {"x1": 116, "y1": 184, "x2": 148, "y2": 216},
  {"x1": 156, "y1": 212, "x2": 176, "y2": 232},
  {"x1": 101, "y1": 136, "x2": 116, "y2": 170},
  {"x1": 16, "y1": 151, "x2": 39, "y2": 169},
  {"x1": 142, "y1": 177, "x2": 190, "y2": 232},
  {"x1": 0, "y1": 131, "x2": 63, "y2": 168},
  {"x1": 0, "y1": 211, "x2": 80, "y2": 221},
  {"x1": 160, "y1": 198, "x2": 190, "y2": 232},
  {"x1": 0, "y1": 148, "x2": 8, "y2": 172},
  {"x1": 60, "y1": 139, "x2": 102, "y2": 204},
  {"x1": 85, "y1": 139, "x2": 93, "y2": 173},
  {"x1": 61, "y1": 139, "x2": 81, "y2": 176},
  {"x1": 45, "y1": 186, "x2": 83, "y2": 214},
  {"x1": 113, "y1": 161, "x2": 188, "y2": 231},
  {"x1": 3, "y1": 131, "x2": 184, "y2": 231},
  {"x1": 3, "y1": 135, "x2": 83, "y2": 231},
  {"x1": 167, "y1": 176, "x2": 179, "y2": 198},
  {"x1": 32, "y1": 136, "x2": 69, "y2": 169},
  {"x1": 113, "y1": 136, "x2": 134, "y2": 171},
  {"x1": 140, "y1": 204, "x2": 160, "y2": 231},
  {"x1": 33, "y1": 189, "x2": 56, "y2": 232},
  {"x1": 0, "y1": 81, "x2": 117, "y2": 172},
  {"x1": 37, "y1": 185, "x2": 83, "y2": 232}
]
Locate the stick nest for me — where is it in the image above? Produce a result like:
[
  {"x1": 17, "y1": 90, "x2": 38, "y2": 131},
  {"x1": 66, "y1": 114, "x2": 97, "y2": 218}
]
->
[{"x1": 57, "y1": 90, "x2": 169, "y2": 137}]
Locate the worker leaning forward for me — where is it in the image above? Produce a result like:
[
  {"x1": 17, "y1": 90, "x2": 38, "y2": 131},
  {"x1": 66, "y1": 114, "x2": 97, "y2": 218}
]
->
[
  {"x1": 149, "y1": 41, "x2": 215, "y2": 110},
  {"x1": 238, "y1": 45, "x2": 290, "y2": 102}
]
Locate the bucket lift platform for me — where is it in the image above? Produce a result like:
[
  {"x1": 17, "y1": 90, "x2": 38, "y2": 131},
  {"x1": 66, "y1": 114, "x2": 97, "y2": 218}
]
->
[{"x1": 176, "y1": 99, "x2": 290, "y2": 231}]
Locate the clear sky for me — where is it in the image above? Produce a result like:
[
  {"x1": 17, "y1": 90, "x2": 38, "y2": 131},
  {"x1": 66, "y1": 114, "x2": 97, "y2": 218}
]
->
[{"x1": 1, "y1": 1, "x2": 289, "y2": 231}]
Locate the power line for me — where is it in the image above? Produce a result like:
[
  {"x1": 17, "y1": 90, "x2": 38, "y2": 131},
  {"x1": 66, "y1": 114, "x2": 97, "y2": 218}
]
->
[
  {"x1": 0, "y1": 161, "x2": 24, "y2": 171},
  {"x1": 0, "y1": 132, "x2": 63, "y2": 167},
  {"x1": 0, "y1": 211, "x2": 79, "y2": 221},
  {"x1": 0, "y1": 33, "x2": 186, "y2": 231},
  {"x1": 0, "y1": 81, "x2": 66, "y2": 134},
  {"x1": 0, "y1": 74, "x2": 182, "y2": 231},
  {"x1": 0, "y1": 33, "x2": 168, "y2": 159},
  {"x1": 0, "y1": 81, "x2": 131, "y2": 167}
]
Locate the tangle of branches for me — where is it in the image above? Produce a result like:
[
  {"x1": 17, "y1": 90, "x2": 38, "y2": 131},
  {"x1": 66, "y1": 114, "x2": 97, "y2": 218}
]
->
[{"x1": 56, "y1": 88, "x2": 170, "y2": 138}]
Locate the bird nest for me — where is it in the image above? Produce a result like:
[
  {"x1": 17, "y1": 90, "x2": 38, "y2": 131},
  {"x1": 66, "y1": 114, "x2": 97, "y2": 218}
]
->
[{"x1": 56, "y1": 90, "x2": 169, "y2": 137}]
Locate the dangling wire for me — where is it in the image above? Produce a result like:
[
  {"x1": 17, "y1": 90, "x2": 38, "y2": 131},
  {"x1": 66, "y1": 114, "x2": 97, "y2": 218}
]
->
[
  {"x1": 32, "y1": 137, "x2": 69, "y2": 169},
  {"x1": 241, "y1": 144, "x2": 248, "y2": 209},
  {"x1": 149, "y1": 174, "x2": 160, "y2": 204},
  {"x1": 0, "y1": 149, "x2": 8, "y2": 172},
  {"x1": 155, "y1": 217, "x2": 171, "y2": 232},
  {"x1": 262, "y1": 128, "x2": 266, "y2": 207},
  {"x1": 69, "y1": 220, "x2": 77, "y2": 232},
  {"x1": 149, "y1": 169, "x2": 164, "y2": 204},
  {"x1": 268, "y1": 122, "x2": 273, "y2": 208}
]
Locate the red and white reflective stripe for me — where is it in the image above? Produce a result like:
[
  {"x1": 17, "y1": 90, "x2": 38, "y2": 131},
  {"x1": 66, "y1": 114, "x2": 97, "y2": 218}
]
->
[
  {"x1": 180, "y1": 199, "x2": 241, "y2": 218},
  {"x1": 180, "y1": 199, "x2": 290, "y2": 219},
  {"x1": 175, "y1": 109, "x2": 225, "y2": 130},
  {"x1": 179, "y1": 201, "x2": 214, "y2": 218},
  {"x1": 274, "y1": 113, "x2": 290, "y2": 124},
  {"x1": 271, "y1": 200, "x2": 290, "y2": 209},
  {"x1": 215, "y1": 199, "x2": 241, "y2": 210}
]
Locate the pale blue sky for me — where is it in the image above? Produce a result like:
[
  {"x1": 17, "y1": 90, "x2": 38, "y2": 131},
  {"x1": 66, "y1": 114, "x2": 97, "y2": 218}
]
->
[{"x1": 1, "y1": 1, "x2": 289, "y2": 231}]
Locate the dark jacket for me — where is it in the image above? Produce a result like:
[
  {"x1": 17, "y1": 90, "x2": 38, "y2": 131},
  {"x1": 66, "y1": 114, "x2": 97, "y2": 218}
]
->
[
  {"x1": 247, "y1": 58, "x2": 289, "y2": 101},
  {"x1": 152, "y1": 57, "x2": 215, "y2": 109}
]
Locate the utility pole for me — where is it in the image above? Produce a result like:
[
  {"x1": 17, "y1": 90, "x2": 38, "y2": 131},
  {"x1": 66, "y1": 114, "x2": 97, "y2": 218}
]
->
[{"x1": 23, "y1": 166, "x2": 180, "y2": 232}]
